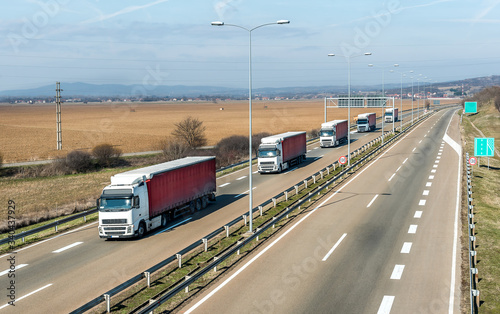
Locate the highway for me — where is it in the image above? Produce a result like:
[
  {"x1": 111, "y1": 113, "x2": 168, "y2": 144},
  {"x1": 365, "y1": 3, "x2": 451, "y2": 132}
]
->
[
  {"x1": 181, "y1": 108, "x2": 462, "y2": 313},
  {"x1": 0, "y1": 108, "x2": 448, "y2": 313}
]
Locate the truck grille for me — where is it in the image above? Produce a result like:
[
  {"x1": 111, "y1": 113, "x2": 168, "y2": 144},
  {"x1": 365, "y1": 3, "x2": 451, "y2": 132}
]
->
[
  {"x1": 322, "y1": 140, "x2": 332, "y2": 146},
  {"x1": 103, "y1": 226, "x2": 126, "y2": 231},
  {"x1": 105, "y1": 231, "x2": 126, "y2": 236},
  {"x1": 102, "y1": 219, "x2": 127, "y2": 224},
  {"x1": 260, "y1": 161, "x2": 274, "y2": 165}
]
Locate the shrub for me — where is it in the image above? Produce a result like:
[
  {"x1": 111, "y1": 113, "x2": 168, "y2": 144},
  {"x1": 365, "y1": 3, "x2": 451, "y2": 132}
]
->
[
  {"x1": 216, "y1": 135, "x2": 248, "y2": 165},
  {"x1": 0, "y1": 151, "x2": 2, "y2": 168},
  {"x1": 92, "y1": 143, "x2": 122, "y2": 167},
  {"x1": 66, "y1": 150, "x2": 93, "y2": 173},
  {"x1": 158, "y1": 137, "x2": 190, "y2": 162},
  {"x1": 308, "y1": 128, "x2": 320, "y2": 139}
]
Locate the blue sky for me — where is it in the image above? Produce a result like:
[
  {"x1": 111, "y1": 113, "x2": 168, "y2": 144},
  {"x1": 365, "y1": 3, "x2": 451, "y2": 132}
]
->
[{"x1": 1, "y1": 0, "x2": 499, "y2": 93}]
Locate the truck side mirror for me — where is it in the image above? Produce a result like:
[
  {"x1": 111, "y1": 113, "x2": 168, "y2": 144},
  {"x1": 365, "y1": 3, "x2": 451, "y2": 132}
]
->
[
  {"x1": 96, "y1": 198, "x2": 100, "y2": 209},
  {"x1": 133, "y1": 196, "x2": 140, "y2": 208}
]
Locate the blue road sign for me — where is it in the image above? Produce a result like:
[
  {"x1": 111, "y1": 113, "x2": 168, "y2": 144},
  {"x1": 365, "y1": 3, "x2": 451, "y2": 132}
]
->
[
  {"x1": 474, "y1": 138, "x2": 495, "y2": 157},
  {"x1": 465, "y1": 102, "x2": 477, "y2": 114}
]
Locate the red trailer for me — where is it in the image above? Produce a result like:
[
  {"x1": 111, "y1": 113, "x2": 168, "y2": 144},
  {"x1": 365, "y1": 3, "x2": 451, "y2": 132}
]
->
[
  {"x1": 98, "y1": 156, "x2": 216, "y2": 238},
  {"x1": 258, "y1": 132, "x2": 306, "y2": 173}
]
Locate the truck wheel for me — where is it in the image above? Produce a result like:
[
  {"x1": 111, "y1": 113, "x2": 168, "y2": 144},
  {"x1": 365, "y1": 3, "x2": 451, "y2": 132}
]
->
[
  {"x1": 210, "y1": 192, "x2": 216, "y2": 202},
  {"x1": 189, "y1": 201, "x2": 196, "y2": 213},
  {"x1": 137, "y1": 222, "x2": 146, "y2": 238},
  {"x1": 196, "y1": 198, "x2": 202, "y2": 211},
  {"x1": 161, "y1": 214, "x2": 168, "y2": 227},
  {"x1": 202, "y1": 196, "x2": 208, "y2": 209}
]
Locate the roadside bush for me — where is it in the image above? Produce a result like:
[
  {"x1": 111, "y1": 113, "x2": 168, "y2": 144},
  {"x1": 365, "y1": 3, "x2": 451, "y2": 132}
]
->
[
  {"x1": 216, "y1": 135, "x2": 248, "y2": 165},
  {"x1": 158, "y1": 137, "x2": 190, "y2": 162},
  {"x1": 0, "y1": 151, "x2": 2, "y2": 168},
  {"x1": 308, "y1": 128, "x2": 320, "y2": 139},
  {"x1": 92, "y1": 143, "x2": 122, "y2": 167},
  {"x1": 66, "y1": 150, "x2": 93, "y2": 173},
  {"x1": 171, "y1": 116, "x2": 207, "y2": 148},
  {"x1": 495, "y1": 95, "x2": 500, "y2": 113}
]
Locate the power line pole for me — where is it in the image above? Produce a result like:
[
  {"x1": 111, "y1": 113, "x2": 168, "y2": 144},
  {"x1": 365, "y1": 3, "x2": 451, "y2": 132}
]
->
[{"x1": 56, "y1": 82, "x2": 63, "y2": 150}]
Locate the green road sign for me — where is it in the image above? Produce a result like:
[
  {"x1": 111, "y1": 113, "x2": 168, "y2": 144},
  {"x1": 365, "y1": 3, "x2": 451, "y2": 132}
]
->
[
  {"x1": 474, "y1": 138, "x2": 495, "y2": 157},
  {"x1": 433, "y1": 100, "x2": 440, "y2": 105},
  {"x1": 465, "y1": 102, "x2": 477, "y2": 113}
]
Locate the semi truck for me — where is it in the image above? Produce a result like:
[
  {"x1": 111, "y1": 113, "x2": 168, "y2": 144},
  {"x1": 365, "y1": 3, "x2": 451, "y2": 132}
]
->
[
  {"x1": 357, "y1": 112, "x2": 376, "y2": 132},
  {"x1": 320, "y1": 119, "x2": 348, "y2": 148},
  {"x1": 258, "y1": 131, "x2": 306, "y2": 173},
  {"x1": 98, "y1": 156, "x2": 216, "y2": 239},
  {"x1": 384, "y1": 108, "x2": 399, "y2": 123}
]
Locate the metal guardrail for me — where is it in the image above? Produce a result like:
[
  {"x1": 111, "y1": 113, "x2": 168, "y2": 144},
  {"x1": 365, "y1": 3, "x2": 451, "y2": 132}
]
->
[
  {"x1": 0, "y1": 209, "x2": 97, "y2": 246},
  {"x1": 72, "y1": 111, "x2": 437, "y2": 313},
  {"x1": 465, "y1": 153, "x2": 480, "y2": 313}
]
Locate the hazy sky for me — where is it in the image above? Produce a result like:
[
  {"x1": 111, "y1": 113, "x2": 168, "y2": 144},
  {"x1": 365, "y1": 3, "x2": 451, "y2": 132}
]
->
[{"x1": 1, "y1": 0, "x2": 499, "y2": 92}]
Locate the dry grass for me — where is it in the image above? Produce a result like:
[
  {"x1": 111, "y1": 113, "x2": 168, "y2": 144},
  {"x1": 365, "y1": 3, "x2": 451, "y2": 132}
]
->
[{"x1": 0, "y1": 99, "x2": 456, "y2": 163}]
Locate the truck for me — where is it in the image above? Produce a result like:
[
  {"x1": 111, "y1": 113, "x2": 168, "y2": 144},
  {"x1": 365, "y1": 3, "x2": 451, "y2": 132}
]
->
[
  {"x1": 384, "y1": 108, "x2": 399, "y2": 123},
  {"x1": 97, "y1": 156, "x2": 216, "y2": 239},
  {"x1": 320, "y1": 119, "x2": 348, "y2": 148},
  {"x1": 357, "y1": 112, "x2": 376, "y2": 132},
  {"x1": 258, "y1": 131, "x2": 306, "y2": 173}
]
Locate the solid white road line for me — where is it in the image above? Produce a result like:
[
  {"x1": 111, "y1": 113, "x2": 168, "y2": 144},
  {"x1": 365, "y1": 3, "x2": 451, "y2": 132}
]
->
[
  {"x1": 236, "y1": 176, "x2": 247, "y2": 180},
  {"x1": 414, "y1": 211, "x2": 423, "y2": 218},
  {"x1": 377, "y1": 295, "x2": 395, "y2": 314},
  {"x1": 153, "y1": 217, "x2": 192, "y2": 235},
  {"x1": 390, "y1": 264, "x2": 405, "y2": 280},
  {"x1": 322, "y1": 233, "x2": 347, "y2": 261},
  {"x1": 367, "y1": 194, "x2": 379, "y2": 208},
  {"x1": 52, "y1": 242, "x2": 83, "y2": 253},
  {"x1": 408, "y1": 225, "x2": 418, "y2": 234},
  {"x1": 0, "y1": 283, "x2": 53, "y2": 310},
  {"x1": 419, "y1": 200, "x2": 426, "y2": 206},
  {"x1": 401, "y1": 242, "x2": 412, "y2": 254},
  {"x1": 0, "y1": 264, "x2": 28, "y2": 277},
  {"x1": 234, "y1": 187, "x2": 257, "y2": 198},
  {"x1": 218, "y1": 183, "x2": 230, "y2": 188}
]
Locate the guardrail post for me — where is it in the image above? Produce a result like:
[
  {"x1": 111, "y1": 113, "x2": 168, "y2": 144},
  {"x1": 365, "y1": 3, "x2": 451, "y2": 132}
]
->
[
  {"x1": 320, "y1": 171, "x2": 323, "y2": 180},
  {"x1": 224, "y1": 225, "x2": 229, "y2": 238},
  {"x1": 213, "y1": 257, "x2": 219, "y2": 272},
  {"x1": 472, "y1": 289, "x2": 480, "y2": 310},
  {"x1": 84, "y1": 214, "x2": 87, "y2": 223},
  {"x1": 470, "y1": 236, "x2": 476, "y2": 249},
  {"x1": 144, "y1": 271, "x2": 151, "y2": 288},
  {"x1": 55, "y1": 221, "x2": 58, "y2": 232},
  {"x1": 294, "y1": 185, "x2": 299, "y2": 195},
  {"x1": 272, "y1": 217, "x2": 276, "y2": 229},
  {"x1": 176, "y1": 254, "x2": 182, "y2": 268},
  {"x1": 313, "y1": 175, "x2": 316, "y2": 184},
  {"x1": 242, "y1": 214, "x2": 247, "y2": 225},
  {"x1": 471, "y1": 268, "x2": 478, "y2": 285},
  {"x1": 148, "y1": 299, "x2": 156, "y2": 314},
  {"x1": 285, "y1": 191, "x2": 288, "y2": 201},
  {"x1": 286, "y1": 207, "x2": 289, "y2": 219},
  {"x1": 104, "y1": 294, "x2": 111, "y2": 313},
  {"x1": 470, "y1": 250, "x2": 477, "y2": 267},
  {"x1": 304, "y1": 180, "x2": 307, "y2": 189},
  {"x1": 259, "y1": 206, "x2": 263, "y2": 217},
  {"x1": 203, "y1": 238, "x2": 208, "y2": 252},
  {"x1": 185, "y1": 276, "x2": 191, "y2": 293},
  {"x1": 333, "y1": 163, "x2": 336, "y2": 171},
  {"x1": 272, "y1": 198, "x2": 277, "y2": 208},
  {"x1": 237, "y1": 240, "x2": 242, "y2": 255}
]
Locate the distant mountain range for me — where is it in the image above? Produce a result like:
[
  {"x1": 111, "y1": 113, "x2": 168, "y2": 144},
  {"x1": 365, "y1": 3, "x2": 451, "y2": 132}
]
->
[{"x1": 1, "y1": 75, "x2": 499, "y2": 99}]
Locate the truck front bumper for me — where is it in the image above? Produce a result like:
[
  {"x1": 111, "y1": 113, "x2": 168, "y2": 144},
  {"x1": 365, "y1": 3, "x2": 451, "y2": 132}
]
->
[{"x1": 99, "y1": 224, "x2": 135, "y2": 238}]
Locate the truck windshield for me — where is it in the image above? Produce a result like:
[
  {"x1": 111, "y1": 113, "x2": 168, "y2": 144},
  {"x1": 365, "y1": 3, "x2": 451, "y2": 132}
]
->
[
  {"x1": 99, "y1": 198, "x2": 132, "y2": 212},
  {"x1": 320, "y1": 130, "x2": 334, "y2": 137},
  {"x1": 358, "y1": 119, "x2": 368, "y2": 124},
  {"x1": 385, "y1": 112, "x2": 392, "y2": 116},
  {"x1": 258, "y1": 149, "x2": 278, "y2": 158}
]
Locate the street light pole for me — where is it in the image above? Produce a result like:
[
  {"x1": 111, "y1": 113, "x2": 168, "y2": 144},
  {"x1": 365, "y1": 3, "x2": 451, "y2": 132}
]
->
[
  {"x1": 328, "y1": 52, "x2": 371, "y2": 167},
  {"x1": 211, "y1": 20, "x2": 290, "y2": 233}
]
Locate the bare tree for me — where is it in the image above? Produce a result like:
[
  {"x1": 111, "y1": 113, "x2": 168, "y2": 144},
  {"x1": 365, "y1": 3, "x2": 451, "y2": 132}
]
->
[{"x1": 171, "y1": 116, "x2": 207, "y2": 148}]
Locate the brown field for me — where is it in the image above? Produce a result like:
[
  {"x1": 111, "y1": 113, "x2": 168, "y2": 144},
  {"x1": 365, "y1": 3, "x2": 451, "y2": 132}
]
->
[{"x1": 0, "y1": 99, "x2": 458, "y2": 163}]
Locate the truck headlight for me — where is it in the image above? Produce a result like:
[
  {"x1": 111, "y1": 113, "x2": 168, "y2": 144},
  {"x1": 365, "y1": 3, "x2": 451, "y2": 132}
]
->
[{"x1": 127, "y1": 225, "x2": 133, "y2": 233}]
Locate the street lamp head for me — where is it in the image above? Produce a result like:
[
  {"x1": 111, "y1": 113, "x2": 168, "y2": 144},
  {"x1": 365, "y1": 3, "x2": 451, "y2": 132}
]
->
[
  {"x1": 368, "y1": 64, "x2": 374, "y2": 67},
  {"x1": 364, "y1": 52, "x2": 372, "y2": 55},
  {"x1": 211, "y1": 21, "x2": 224, "y2": 26},
  {"x1": 327, "y1": 53, "x2": 335, "y2": 57},
  {"x1": 277, "y1": 20, "x2": 290, "y2": 24},
  {"x1": 394, "y1": 64, "x2": 399, "y2": 67}
]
